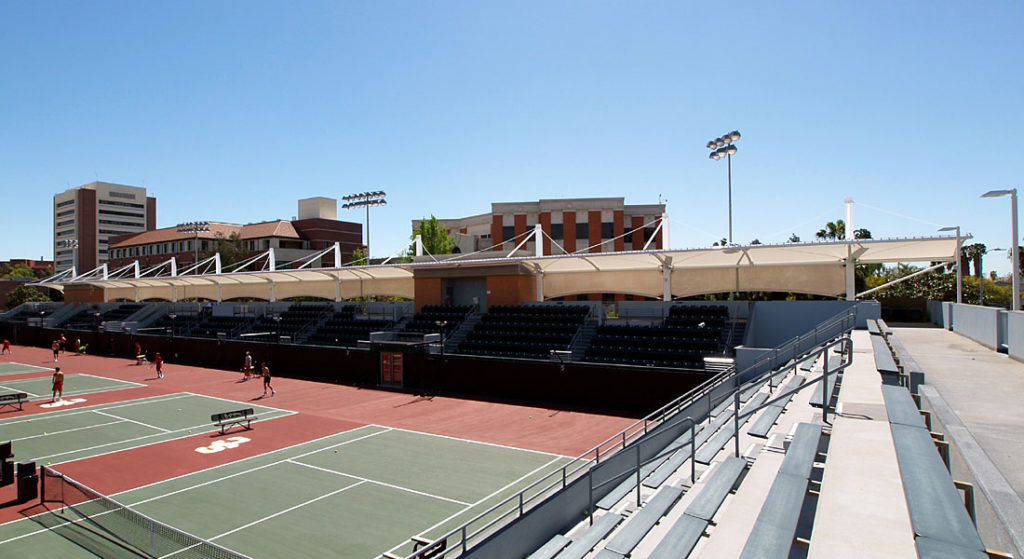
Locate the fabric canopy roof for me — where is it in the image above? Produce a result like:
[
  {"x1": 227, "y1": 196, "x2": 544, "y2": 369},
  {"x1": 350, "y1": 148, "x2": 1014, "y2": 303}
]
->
[{"x1": 49, "y1": 236, "x2": 958, "y2": 302}]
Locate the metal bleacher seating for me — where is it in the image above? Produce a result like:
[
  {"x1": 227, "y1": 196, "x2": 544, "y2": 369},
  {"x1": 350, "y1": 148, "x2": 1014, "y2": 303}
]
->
[
  {"x1": 402, "y1": 304, "x2": 474, "y2": 334},
  {"x1": 306, "y1": 305, "x2": 390, "y2": 347},
  {"x1": 459, "y1": 305, "x2": 589, "y2": 359}
]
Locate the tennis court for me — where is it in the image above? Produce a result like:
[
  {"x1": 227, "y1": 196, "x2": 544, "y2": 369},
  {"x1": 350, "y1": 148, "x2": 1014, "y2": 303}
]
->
[
  {"x1": 0, "y1": 393, "x2": 294, "y2": 466},
  {"x1": 0, "y1": 362, "x2": 52, "y2": 376},
  {"x1": 0, "y1": 373, "x2": 142, "y2": 402},
  {"x1": 0, "y1": 425, "x2": 580, "y2": 558}
]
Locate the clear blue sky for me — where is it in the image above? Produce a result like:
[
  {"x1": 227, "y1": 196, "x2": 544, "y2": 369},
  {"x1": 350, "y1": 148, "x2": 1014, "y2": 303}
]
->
[{"x1": 2, "y1": 1, "x2": 1022, "y2": 274}]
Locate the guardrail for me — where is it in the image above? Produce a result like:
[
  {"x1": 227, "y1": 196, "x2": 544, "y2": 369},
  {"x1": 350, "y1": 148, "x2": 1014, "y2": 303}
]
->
[{"x1": 402, "y1": 306, "x2": 858, "y2": 559}]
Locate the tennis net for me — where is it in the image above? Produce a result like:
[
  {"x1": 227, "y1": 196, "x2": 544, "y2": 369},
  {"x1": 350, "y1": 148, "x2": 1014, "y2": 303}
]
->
[{"x1": 40, "y1": 466, "x2": 251, "y2": 559}]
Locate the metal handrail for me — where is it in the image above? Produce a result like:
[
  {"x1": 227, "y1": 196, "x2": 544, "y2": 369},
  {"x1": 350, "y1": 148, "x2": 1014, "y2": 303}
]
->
[
  {"x1": 400, "y1": 306, "x2": 858, "y2": 559},
  {"x1": 588, "y1": 416, "x2": 697, "y2": 520}
]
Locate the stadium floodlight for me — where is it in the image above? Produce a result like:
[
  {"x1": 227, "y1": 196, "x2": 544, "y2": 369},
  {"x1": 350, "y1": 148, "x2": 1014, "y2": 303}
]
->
[
  {"x1": 706, "y1": 130, "x2": 741, "y2": 245},
  {"x1": 342, "y1": 191, "x2": 387, "y2": 260},
  {"x1": 938, "y1": 226, "x2": 962, "y2": 304},
  {"x1": 176, "y1": 221, "x2": 210, "y2": 264},
  {"x1": 981, "y1": 188, "x2": 1020, "y2": 310}
]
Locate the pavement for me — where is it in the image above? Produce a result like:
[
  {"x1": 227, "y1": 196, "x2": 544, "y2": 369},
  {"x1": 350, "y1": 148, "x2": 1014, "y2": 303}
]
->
[{"x1": 892, "y1": 324, "x2": 1024, "y2": 557}]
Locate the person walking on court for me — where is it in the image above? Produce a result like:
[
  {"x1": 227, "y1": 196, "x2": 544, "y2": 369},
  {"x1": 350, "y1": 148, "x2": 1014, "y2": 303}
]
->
[
  {"x1": 59, "y1": 333, "x2": 67, "y2": 354},
  {"x1": 2, "y1": 339, "x2": 10, "y2": 355},
  {"x1": 51, "y1": 367, "x2": 64, "y2": 402},
  {"x1": 154, "y1": 352, "x2": 164, "y2": 379},
  {"x1": 261, "y1": 362, "x2": 275, "y2": 397},
  {"x1": 52, "y1": 339, "x2": 60, "y2": 362},
  {"x1": 242, "y1": 351, "x2": 253, "y2": 381}
]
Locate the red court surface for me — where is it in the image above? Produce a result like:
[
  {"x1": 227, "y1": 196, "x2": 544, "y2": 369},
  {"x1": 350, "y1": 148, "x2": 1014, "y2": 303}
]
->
[{"x1": 0, "y1": 343, "x2": 638, "y2": 523}]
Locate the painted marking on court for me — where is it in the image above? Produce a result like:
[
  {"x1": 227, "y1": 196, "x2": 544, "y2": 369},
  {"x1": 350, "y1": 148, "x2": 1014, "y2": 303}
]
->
[
  {"x1": 77, "y1": 372, "x2": 146, "y2": 388},
  {"x1": 287, "y1": 459, "x2": 472, "y2": 506},
  {"x1": 39, "y1": 398, "x2": 87, "y2": 408},
  {"x1": 382, "y1": 424, "x2": 576, "y2": 459},
  {"x1": 195, "y1": 436, "x2": 251, "y2": 454},
  {"x1": 93, "y1": 409, "x2": 170, "y2": 433}
]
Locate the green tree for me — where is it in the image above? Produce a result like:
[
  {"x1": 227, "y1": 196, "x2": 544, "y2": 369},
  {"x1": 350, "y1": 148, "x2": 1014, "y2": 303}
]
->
[
  {"x1": 202, "y1": 232, "x2": 248, "y2": 267},
  {"x1": 349, "y1": 247, "x2": 368, "y2": 265},
  {"x1": 411, "y1": 216, "x2": 456, "y2": 255},
  {"x1": 0, "y1": 264, "x2": 35, "y2": 279},
  {"x1": 788, "y1": 233, "x2": 801, "y2": 243},
  {"x1": 815, "y1": 220, "x2": 871, "y2": 241},
  {"x1": 961, "y1": 243, "x2": 987, "y2": 279},
  {"x1": 6, "y1": 284, "x2": 50, "y2": 309},
  {"x1": 750, "y1": 239, "x2": 762, "y2": 245}
]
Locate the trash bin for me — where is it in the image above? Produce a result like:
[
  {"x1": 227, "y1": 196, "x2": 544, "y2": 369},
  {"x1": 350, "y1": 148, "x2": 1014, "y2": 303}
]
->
[
  {"x1": 0, "y1": 461, "x2": 13, "y2": 486},
  {"x1": 16, "y1": 474, "x2": 38, "y2": 503},
  {"x1": 16, "y1": 461, "x2": 35, "y2": 478}
]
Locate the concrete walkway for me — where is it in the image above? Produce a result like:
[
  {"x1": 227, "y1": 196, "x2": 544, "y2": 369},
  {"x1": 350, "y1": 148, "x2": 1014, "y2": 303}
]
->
[{"x1": 893, "y1": 325, "x2": 1024, "y2": 557}]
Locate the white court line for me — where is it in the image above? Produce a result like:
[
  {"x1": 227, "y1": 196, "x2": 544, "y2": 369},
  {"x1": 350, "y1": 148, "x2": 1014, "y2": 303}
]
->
[
  {"x1": 0, "y1": 382, "x2": 39, "y2": 397},
  {"x1": 12, "y1": 419, "x2": 127, "y2": 441},
  {"x1": 75, "y1": 372, "x2": 146, "y2": 388},
  {"x1": 0, "y1": 426, "x2": 392, "y2": 547},
  {"x1": 287, "y1": 459, "x2": 471, "y2": 506},
  {"x1": 183, "y1": 391, "x2": 295, "y2": 416},
  {"x1": 32, "y1": 406, "x2": 293, "y2": 463},
  {"x1": 0, "y1": 394, "x2": 190, "y2": 426},
  {"x1": 181, "y1": 483, "x2": 369, "y2": 554},
  {"x1": 93, "y1": 410, "x2": 170, "y2": 433},
  {"x1": 380, "y1": 454, "x2": 567, "y2": 557},
  {"x1": 383, "y1": 424, "x2": 575, "y2": 459}
]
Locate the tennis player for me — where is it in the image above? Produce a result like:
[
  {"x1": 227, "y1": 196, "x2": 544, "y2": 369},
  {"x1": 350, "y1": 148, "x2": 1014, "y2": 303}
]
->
[
  {"x1": 261, "y1": 362, "x2": 275, "y2": 397},
  {"x1": 51, "y1": 367, "x2": 64, "y2": 402}
]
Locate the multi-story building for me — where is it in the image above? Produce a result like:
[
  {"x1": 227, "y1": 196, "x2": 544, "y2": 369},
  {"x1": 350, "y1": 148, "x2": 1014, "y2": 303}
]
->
[
  {"x1": 416, "y1": 197, "x2": 666, "y2": 256},
  {"x1": 107, "y1": 197, "x2": 363, "y2": 270},
  {"x1": 53, "y1": 182, "x2": 156, "y2": 273}
]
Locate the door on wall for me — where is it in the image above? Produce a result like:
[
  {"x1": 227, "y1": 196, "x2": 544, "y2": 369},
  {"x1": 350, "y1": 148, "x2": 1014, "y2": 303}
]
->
[
  {"x1": 444, "y1": 277, "x2": 487, "y2": 310},
  {"x1": 380, "y1": 352, "x2": 404, "y2": 387}
]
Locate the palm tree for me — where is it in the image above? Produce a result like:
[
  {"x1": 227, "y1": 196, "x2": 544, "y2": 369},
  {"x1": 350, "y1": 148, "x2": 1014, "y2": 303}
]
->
[
  {"x1": 816, "y1": 220, "x2": 871, "y2": 241},
  {"x1": 961, "y1": 243, "x2": 987, "y2": 279}
]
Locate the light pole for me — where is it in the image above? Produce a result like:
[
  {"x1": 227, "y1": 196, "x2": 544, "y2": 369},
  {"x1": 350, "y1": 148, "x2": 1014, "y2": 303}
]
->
[
  {"x1": 707, "y1": 131, "x2": 741, "y2": 245},
  {"x1": 58, "y1": 239, "x2": 79, "y2": 274},
  {"x1": 938, "y1": 226, "x2": 962, "y2": 304},
  {"x1": 176, "y1": 222, "x2": 210, "y2": 264},
  {"x1": 981, "y1": 189, "x2": 1019, "y2": 311},
  {"x1": 342, "y1": 191, "x2": 387, "y2": 260}
]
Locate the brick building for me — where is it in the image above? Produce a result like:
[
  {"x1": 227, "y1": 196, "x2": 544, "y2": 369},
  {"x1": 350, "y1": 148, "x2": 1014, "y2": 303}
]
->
[
  {"x1": 415, "y1": 197, "x2": 665, "y2": 256},
  {"x1": 107, "y1": 197, "x2": 362, "y2": 270},
  {"x1": 53, "y1": 182, "x2": 157, "y2": 273}
]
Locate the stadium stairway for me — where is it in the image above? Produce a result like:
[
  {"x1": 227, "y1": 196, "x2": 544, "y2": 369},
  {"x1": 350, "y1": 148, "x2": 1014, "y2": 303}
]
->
[{"x1": 571, "y1": 319, "x2": 600, "y2": 361}]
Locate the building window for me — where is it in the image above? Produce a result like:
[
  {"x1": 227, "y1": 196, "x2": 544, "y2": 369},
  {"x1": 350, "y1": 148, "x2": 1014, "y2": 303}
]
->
[
  {"x1": 56, "y1": 209, "x2": 75, "y2": 217},
  {"x1": 502, "y1": 226, "x2": 514, "y2": 243},
  {"x1": 98, "y1": 209, "x2": 144, "y2": 219},
  {"x1": 56, "y1": 219, "x2": 75, "y2": 227},
  {"x1": 550, "y1": 224, "x2": 564, "y2": 240},
  {"x1": 108, "y1": 191, "x2": 137, "y2": 200},
  {"x1": 99, "y1": 219, "x2": 141, "y2": 227},
  {"x1": 56, "y1": 200, "x2": 75, "y2": 208},
  {"x1": 644, "y1": 227, "x2": 656, "y2": 242},
  {"x1": 601, "y1": 223, "x2": 614, "y2": 238},
  {"x1": 99, "y1": 199, "x2": 145, "y2": 209},
  {"x1": 624, "y1": 232, "x2": 633, "y2": 243},
  {"x1": 576, "y1": 223, "x2": 588, "y2": 239},
  {"x1": 56, "y1": 230, "x2": 73, "y2": 237}
]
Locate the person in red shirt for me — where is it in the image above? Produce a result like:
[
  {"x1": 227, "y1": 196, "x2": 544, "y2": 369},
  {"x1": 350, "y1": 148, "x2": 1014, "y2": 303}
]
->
[
  {"x1": 154, "y1": 352, "x2": 164, "y2": 379},
  {"x1": 1, "y1": 339, "x2": 10, "y2": 355}
]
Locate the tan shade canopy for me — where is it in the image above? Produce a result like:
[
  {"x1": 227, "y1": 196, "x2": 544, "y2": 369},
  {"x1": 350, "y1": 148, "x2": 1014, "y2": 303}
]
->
[{"x1": 45, "y1": 236, "x2": 959, "y2": 301}]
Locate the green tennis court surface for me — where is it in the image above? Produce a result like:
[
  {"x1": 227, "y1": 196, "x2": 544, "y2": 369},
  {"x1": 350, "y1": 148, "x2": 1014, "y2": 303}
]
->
[
  {"x1": 0, "y1": 426, "x2": 581, "y2": 559},
  {"x1": 1, "y1": 393, "x2": 294, "y2": 465},
  {"x1": 0, "y1": 373, "x2": 141, "y2": 400},
  {"x1": 0, "y1": 362, "x2": 52, "y2": 376}
]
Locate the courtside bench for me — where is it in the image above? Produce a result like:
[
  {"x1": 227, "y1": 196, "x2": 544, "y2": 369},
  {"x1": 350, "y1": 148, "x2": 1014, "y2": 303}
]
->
[
  {"x1": 211, "y1": 408, "x2": 257, "y2": 434},
  {"x1": 0, "y1": 392, "x2": 28, "y2": 411}
]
